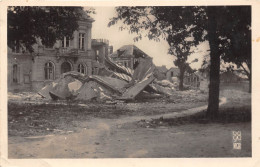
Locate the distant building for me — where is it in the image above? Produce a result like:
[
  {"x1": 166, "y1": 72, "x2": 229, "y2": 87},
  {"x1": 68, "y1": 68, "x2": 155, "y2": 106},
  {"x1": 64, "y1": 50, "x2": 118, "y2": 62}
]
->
[
  {"x1": 156, "y1": 65, "x2": 168, "y2": 74},
  {"x1": 166, "y1": 67, "x2": 180, "y2": 82},
  {"x1": 220, "y1": 70, "x2": 249, "y2": 92},
  {"x1": 220, "y1": 71, "x2": 243, "y2": 83},
  {"x1": 183, "y1": 71, "x2": 209, "y2": 91},
  {"x1": 154, "y1": 65, "x2": 168, "y2": 80},
  {"x1": 109, "y1": 45, "x2": 150, "y2": 70},
  {"x1": 8, "y1": 11, "x2": 111, "y2": 92},
  {"x1": 183, "y1": 73, "x2": 200, "y2": 88}
]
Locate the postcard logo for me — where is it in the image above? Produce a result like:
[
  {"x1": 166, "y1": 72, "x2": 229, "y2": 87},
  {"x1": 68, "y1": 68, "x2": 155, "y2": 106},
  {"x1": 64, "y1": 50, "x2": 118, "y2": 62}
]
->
[{"x1": 232, "y1": 131, "x2": 242, "y2": 150}]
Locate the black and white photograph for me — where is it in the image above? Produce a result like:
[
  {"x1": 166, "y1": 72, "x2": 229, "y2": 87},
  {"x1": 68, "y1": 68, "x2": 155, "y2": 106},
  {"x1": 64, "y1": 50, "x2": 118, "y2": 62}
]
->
[{"x1": 2, "y1": 3, "x2": 255, "y2": 161}]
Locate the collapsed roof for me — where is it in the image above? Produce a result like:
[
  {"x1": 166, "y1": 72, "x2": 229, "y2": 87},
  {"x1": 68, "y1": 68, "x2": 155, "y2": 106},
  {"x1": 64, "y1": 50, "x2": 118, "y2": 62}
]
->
[{"x1": 38, "y1": 46, "x2": 177, "y2": 101}]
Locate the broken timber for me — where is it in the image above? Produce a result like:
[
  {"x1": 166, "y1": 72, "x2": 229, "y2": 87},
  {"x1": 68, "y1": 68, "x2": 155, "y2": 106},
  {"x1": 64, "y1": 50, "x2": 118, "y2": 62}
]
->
[{"x1": 118, "y1": 74, "x2": 155, "y2": 100}]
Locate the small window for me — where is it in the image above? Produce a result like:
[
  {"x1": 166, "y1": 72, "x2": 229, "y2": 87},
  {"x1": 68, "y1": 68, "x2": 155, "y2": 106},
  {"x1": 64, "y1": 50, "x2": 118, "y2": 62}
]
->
[
  {"x1": 13, "y1": 64, "x2": 18, "y2": 83},
  {"x1": 79, "y1": 33, "x2": 85, "y2": 50},
  {"x1": 95, "y1": 67, "x2": 99, "y2": 75},
  {"x1": 171, "y1": 71, "x2": 174, "y2": 77},
  {"x1": 92, "y1": 67, "x2": 99, "y2": 75},
  {"x1": 44, "y1": 62, "x2": 55, "y2": 80},
  {"x1": 12, "y1": 40, "x2": 21, "y2": 53},
  {"x1": 124, "y1": 61, "x2": 128, "y2": 67},
  {"x1": 77, "y1": 64, "x2": 85, "y2": 74},
  {"x1": 61, "y1": 37, "x2": 70, "y2": 48}
]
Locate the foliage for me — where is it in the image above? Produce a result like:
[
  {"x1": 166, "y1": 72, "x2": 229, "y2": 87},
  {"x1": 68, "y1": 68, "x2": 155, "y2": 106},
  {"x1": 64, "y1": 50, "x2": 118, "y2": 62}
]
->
[
  {"x1": 8, "y1": 6, "x2": 91, "y2": 53},
  {"x1": 218, "y1": 7, "x2": 251, "y2": 83},
  {"x1": 109, "y1": 7, "x2": 206, "y2": 90},
  {"x1": 109, "y1": 6, "x2": 251, "y2": 70},
  {"x1": 109, "y1": 6, "x2": 251, "y2": 117},
  {"x1": 109, "y1": 7, "x2": 207, "y2": 43},
  {"x1": 199, "y1": 6, "x2": 251, "y2": 92}
]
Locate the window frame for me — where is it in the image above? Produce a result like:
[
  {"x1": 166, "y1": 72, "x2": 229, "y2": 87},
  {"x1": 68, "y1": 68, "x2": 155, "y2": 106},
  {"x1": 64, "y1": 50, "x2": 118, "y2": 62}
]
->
[
  {"x1": 77, "y1": 63, "x2": 86, "y2": 74},
  {"x1": 61, "y1": 36, "x2": 70, "y2": 48},
  {"x1": 44, "y1": 61, "x2": 55, "y2": 80},
  {"x1": 13, "y1": 64, "x2": 18, "y2": 83},
  {"x1": 78, "y1": 33, "x2": 85, "y2": 50}
]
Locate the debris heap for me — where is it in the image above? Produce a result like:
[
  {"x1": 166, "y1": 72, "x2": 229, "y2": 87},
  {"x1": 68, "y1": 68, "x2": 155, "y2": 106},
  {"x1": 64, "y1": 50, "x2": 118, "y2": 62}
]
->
[{"x1": 38, "y1": 56, "x2": 177, "y2": 101}]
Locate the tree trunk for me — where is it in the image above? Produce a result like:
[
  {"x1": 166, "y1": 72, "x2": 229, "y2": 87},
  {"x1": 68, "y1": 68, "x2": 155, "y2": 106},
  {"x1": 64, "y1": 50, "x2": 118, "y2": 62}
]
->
[
  {"x1": 179, "y1": 66, "x2": 185, "y2": 91},
  {"x1": 248, "y1": 73, "x2": 251, "y2": 93},
  {"x1": 206, "y1": 8, "x2": 221, "y2": 119},
  {"x1": 247, "y1": 63, "x2": 251, "y2": 93}
]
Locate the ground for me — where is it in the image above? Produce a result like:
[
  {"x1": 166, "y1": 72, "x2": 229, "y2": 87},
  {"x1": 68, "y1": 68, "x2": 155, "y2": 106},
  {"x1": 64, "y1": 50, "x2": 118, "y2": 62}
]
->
[{"x1": 8, "y1": 87, "x2": 251, "y2": 158}]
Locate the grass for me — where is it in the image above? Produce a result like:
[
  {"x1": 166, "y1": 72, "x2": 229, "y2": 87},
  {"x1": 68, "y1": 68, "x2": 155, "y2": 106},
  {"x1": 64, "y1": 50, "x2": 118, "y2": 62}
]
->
[{"x1": 137, "y1": 105, "x2": 251, "y2": 128}]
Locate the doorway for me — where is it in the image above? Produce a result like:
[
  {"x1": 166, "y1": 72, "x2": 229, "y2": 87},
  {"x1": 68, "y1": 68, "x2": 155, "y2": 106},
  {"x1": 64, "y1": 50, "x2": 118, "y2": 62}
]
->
[{"x1": 61, "y1": 62, "x2": 72, "y2": 74}]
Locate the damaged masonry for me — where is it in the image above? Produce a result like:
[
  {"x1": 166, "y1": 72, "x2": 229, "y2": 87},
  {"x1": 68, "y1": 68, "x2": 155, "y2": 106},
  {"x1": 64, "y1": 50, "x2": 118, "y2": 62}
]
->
[{"x1": 38, "y1": 52, "x2": 178, "y2": 102}]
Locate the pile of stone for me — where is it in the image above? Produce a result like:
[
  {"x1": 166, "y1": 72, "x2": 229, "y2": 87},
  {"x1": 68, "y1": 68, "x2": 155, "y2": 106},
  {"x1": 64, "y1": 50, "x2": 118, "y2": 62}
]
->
[{"x1": 38, "y1": 56, "x2": 177, "y2": 101}]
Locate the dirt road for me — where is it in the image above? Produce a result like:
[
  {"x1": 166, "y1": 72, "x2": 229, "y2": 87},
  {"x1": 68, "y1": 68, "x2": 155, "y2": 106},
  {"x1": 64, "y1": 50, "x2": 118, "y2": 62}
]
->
[
  {"x1": 8, "y1": 89, "x2": 251, "y2": 158},
  {"x1": 9, "y1": 120, "x2": 251, "y2": 158},
  {"x1": 9, "y1": 97, "x2": 250, "y2": 158}
]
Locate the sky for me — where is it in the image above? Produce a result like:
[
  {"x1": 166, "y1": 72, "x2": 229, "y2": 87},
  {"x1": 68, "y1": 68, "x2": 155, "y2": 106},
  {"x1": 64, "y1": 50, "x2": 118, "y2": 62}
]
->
[{"x1": 89, "y1": 7, "x2": 210, "y2": 70}]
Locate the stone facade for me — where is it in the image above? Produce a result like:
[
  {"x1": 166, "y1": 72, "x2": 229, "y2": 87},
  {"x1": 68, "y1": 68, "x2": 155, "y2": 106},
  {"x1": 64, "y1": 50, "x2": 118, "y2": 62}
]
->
[
  {"x1": 8, "y1": 15, "x2": 110, "y2": 92},
  {"x1": 8, "y1": 52, "x2": 33, "y2": 91},
  {"x1": 154, "y1": 65, "x2": 168, "y2": 81},
  {"x1": 109, "y1": 45, "x2": 150, "y2": 70},
  {"x1": 183, "y1": 72, "x2": 209, "y2": 91},
  {"x1": 183, "y1": 73, "x2": 200, "y2": 88}
]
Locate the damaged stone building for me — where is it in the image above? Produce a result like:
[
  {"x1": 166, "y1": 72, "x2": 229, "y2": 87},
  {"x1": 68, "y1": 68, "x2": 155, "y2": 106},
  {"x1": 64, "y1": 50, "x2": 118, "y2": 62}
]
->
[
  {"x1": 166, "y1": 67, "x2": 180, "y2": 82},
  {"x1": 8, "y1": 12, "x2": 113, "y2": 92},
  {"x1": 109, "y1": 45, "x2": 150, "y2": 70}
]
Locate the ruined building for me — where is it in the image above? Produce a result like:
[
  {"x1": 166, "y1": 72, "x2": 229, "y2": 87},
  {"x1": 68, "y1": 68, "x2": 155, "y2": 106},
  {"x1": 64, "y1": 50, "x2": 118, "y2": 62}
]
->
[
  {"x1": 8, "y1": 12, "x2": 112, "y2": 92},
  {"x1": 109, "y1": 45, "x2": 150, "y2": 70}
]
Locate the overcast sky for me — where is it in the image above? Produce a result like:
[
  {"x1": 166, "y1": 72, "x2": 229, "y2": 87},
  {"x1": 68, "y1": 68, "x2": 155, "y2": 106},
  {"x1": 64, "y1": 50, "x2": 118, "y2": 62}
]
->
[{"x1": 89, "y1": 7, "x2": 209, "y2": 69}]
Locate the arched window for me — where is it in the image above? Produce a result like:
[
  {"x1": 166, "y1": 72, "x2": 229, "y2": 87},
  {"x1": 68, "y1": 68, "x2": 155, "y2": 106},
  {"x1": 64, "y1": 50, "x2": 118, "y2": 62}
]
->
[
  {"x1": 44, "y1": 62, "x2": 55, "y2": 80},
  {"x1": 77, "y1": 64, "x2": 85, "y2": 74},
  {"x1": 13, "y1": 64, "x2": 18, "y2": 83}
]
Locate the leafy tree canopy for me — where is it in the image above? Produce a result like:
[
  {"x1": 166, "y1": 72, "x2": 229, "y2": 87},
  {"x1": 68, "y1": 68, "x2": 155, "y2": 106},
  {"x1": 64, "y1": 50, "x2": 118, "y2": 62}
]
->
[
  {"x1": 109, "y1": 6, "x2": 250, "y2": 64},
  {"x1": 8, "y1": 6, "x2": 92, "y2": 53},
  {"x1": 218, "y1": 7, "x2": 251, "y2": 78},
  {"x1": 109, "y1": 7, "x2": 208, "y2": 90},
  {"x1": 109, "y1": 7, "x2": 207, "y2": 45},
  {"x1": 109, "y1": 6, "x2": 252, "y2": 116},
  {"x1": 109, "y1": 6, "x2": 251, "y2": 90}
]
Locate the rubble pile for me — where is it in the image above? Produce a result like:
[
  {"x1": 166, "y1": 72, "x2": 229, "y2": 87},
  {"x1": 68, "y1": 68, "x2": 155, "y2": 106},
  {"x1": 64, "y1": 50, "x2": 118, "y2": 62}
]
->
[{"x1": 38, "y1": 56, "x2": 178, "y2": 102}]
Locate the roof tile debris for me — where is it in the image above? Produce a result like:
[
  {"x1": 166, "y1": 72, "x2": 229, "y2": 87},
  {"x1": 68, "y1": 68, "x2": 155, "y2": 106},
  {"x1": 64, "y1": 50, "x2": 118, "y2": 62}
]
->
[{"x1": 38, "y1": 49, "x2": 178, "y2": 102}]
